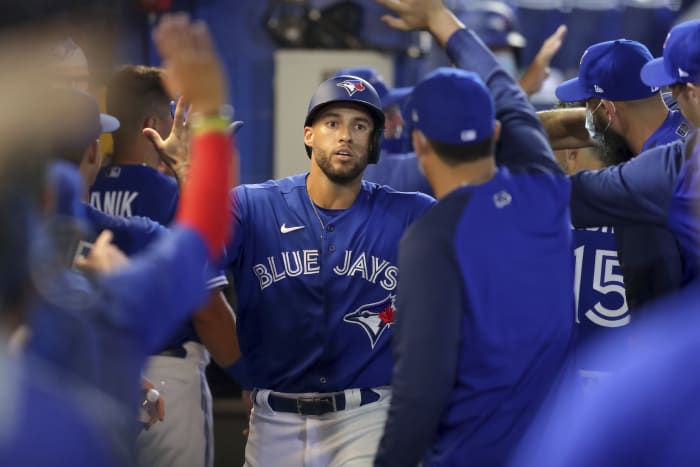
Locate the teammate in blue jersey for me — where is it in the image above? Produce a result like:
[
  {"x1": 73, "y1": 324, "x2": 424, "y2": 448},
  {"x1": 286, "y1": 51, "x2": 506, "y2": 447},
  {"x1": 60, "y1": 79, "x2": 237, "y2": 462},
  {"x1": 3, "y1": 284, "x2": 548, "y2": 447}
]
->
[
  {"x1": 334, "y1": 66, "x2": 433, "y2": 196},
  {"x1": 553, "y1": 111, "x2": 632, "y2": 381},
  {"x1": 88, "y1": 63, "x2": 239, "y2": 467},
  {"x1": 565, "y1": 20, "x2": 700, "y2": 286},
  {"x1": 91, "y1": 65, "x2": 179, "y2": 223},
  {"x1": 373, "y1": 1, "x2": 575, "y2": 466},
  {"x1": 4, "y1": 14, "x2": 234, "y2": 465},
  {"x1": 547, "y1": 38, "x2": 690, "y2": 310},
  {"x1": 222, "y1": 70, "x2": 434, "y2": 464}
]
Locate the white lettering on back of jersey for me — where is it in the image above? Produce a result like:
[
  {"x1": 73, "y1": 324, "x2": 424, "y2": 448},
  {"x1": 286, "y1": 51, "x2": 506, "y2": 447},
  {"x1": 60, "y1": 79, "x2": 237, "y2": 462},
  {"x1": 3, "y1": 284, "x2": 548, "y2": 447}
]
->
[{"x1": 91, "y1": 190, "x2": 139, "y2": 216}]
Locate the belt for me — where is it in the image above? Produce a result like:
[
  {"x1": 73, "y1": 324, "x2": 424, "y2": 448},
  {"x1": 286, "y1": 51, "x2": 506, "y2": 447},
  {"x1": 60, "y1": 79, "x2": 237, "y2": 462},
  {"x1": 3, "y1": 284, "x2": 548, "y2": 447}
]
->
[
  {"x1": 259, "y1": 389, "x2": 381, "y2": 416},
  {"x1": 157, "y1": 345, "x2": 187, "y2": 359}
]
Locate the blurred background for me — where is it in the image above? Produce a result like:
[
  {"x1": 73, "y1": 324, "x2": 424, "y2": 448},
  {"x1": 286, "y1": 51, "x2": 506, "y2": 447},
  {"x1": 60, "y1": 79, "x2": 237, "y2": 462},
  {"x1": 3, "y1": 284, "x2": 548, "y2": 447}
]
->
[{"x1": 5, "y1": 0, "x2": 698, "y2": 464}]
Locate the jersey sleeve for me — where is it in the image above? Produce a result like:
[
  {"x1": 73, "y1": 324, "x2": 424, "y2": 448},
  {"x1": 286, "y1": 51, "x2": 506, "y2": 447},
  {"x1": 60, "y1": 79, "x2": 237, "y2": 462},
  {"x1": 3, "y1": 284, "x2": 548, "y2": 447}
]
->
[
  {"x1": 444, "y1": 29, "x2": 561, "y2": 175},
  {"x1": 103, "y1": 227, "x2": 210, "y2": 352},
  {"x1": 569, "y1": 140, "x2": 686, "y2": 228},
  {"x1": 375, "y1": 220, "x2": 462, "y2": 467},
  {"x1": 84, "y1": 204, "x2": 166, "y2": 255},
  {"x1": 220, "y1": 185, "x2": 247, "y2": 269}
]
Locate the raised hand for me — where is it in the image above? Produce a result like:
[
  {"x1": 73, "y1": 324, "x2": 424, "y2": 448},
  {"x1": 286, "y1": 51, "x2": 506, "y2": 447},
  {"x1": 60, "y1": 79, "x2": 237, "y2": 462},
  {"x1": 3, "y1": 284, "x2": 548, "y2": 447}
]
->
[
  {"x1": 144, "y1": 96, "x2": 191, "y2": 186},
  {"x1": 520, "y1": 25, "x2": 568, "y2": 96}
]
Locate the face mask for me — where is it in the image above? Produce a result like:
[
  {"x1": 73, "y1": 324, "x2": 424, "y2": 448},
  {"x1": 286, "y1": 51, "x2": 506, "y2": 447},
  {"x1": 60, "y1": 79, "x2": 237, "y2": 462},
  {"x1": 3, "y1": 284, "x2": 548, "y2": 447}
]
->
[
  {"x1": 585, "y1": 101, "x2": 610, "y2": 142},
  {"x1": 493, "y1": 50, "x2": 518, "y2": 78}
]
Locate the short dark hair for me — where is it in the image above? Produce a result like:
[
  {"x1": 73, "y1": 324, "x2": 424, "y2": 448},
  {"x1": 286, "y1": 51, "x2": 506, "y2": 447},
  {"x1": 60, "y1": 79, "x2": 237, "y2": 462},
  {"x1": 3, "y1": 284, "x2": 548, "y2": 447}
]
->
[
  {"x1": 106, "y1": 65, "x2": 170, "y2": 140},
  {"x1": 427, "y1": 136, "x2": 495, "y2": 165}
]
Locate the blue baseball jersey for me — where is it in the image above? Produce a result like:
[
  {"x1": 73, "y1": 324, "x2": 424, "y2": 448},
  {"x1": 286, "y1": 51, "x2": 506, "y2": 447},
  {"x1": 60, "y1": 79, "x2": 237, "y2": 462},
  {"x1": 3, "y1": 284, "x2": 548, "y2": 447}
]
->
[
  {"x1": 572, "y1": 227, "x2": 631, "y2": 373},
  {"x1": 512, "y1": 281, "x2": 700, "y2": 467},
  {"x1": 90, "y1": 164, "x2": 179, "y2": 225},
  {"x1": 363, "y1": 150, "x2": 434, "y2": 196},
  {"x1": 88, "y1": 163, "x2": 226, "y2": 348},
  {"x1": 222, "y1": 175, "x2": 434, "y2": 393},
  {"x1": 641, "y1": 108, "x2": 689, "y2": 152},
  {"x1": 570, "y1": 133, "x2": 700, "y2": 285},
  {"x1": 376, "y1": 29, "x2": 574, "y2": 467}
]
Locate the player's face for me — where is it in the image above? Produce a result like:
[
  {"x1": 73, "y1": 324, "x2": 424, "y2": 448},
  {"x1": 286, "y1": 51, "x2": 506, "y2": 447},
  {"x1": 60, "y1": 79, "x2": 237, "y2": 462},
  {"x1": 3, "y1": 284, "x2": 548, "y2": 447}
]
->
[
  {"x1": 304, "y1": 103, "x2": 373, "y2": 185},
  {"x1": 672, "y1": 82, "x2": 700, "y2": 128},
  {"x1": 588, "y1": 99, "x2": 634, "y2": 164}
]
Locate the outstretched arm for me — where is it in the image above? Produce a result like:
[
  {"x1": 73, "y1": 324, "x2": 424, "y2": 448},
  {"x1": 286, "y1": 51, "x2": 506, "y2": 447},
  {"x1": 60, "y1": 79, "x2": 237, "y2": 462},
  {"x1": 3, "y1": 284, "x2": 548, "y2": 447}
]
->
[{"x1": 378, "y1": 0, "x2": 560, "y2": 173}]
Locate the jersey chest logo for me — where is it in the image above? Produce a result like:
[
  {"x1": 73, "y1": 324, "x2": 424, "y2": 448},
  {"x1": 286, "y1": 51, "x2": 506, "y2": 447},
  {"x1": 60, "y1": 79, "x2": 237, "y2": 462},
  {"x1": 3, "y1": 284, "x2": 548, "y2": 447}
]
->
[{"x1": 343, "y1": 294, "x2": 395, "y2": 349}]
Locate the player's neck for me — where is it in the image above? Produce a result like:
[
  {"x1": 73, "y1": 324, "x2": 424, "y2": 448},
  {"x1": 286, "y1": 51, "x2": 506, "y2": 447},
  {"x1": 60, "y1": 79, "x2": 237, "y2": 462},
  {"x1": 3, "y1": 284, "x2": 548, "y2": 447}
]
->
[
  {"x1": 306, "y1": 169, "x2": 362, "y2": 210},
  {"x1": 621, "y1": 99, "x2": 670, "y2": 155},
  {"x1": 111, "y1": 139, "x2": 160, "y2": 169},
  {"x1": 430, "y1": 156, "x2": 497, "y2": 199}
]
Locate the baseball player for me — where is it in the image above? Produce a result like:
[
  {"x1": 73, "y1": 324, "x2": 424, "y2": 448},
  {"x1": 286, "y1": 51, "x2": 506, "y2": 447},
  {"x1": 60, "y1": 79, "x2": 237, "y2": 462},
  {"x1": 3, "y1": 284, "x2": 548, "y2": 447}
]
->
[
  {"x1": 333, "y1": 66, "x2": 433, "y2": 196},
  {"x1": 24, "y1": 14, "x2": 235, "y2": 464},
  {"x1": 222, "y1": 71, "x2": 434, "y2": 465},
  {"x1": 551, "y1": 103, "x2": 633, "y2": 387},
  {"x1": 89, "y1": 64, "x2": 238, "y2": 467},
  {"x1": 373, "y1": 1, "x2": 574, "y2": 465},
  {"x1": 564, "y1": 20, "x2": 700, "y2": 286},
  {"x1": 540, "y1": 38, "x2": 691, "y2": 310}
]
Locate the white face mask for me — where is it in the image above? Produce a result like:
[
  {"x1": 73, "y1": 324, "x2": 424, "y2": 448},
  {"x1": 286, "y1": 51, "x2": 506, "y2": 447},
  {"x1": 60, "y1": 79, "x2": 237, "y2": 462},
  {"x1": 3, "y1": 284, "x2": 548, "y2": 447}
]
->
[
  {"x1": 585, "y1": 100, "x2": 611, "y2": 142},
  {"x1": 493, "y1": 50, "x2": 518, "y2": 78}
]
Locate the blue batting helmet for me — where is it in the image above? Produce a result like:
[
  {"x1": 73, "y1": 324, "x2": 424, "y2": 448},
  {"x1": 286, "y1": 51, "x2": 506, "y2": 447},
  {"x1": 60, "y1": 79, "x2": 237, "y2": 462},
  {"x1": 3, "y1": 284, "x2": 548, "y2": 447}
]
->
[{"x1": 304, "y1": 75, "x2": 385, "y2": 164}]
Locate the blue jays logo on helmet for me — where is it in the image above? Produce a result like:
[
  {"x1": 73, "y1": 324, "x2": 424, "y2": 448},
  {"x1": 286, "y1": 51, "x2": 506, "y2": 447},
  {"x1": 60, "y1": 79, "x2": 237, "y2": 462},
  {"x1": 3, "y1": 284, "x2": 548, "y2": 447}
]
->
[
  {"x1": 343, "y1": 294, "x2": 395, "y2": 349},
  {"x1": 336, "y1": 79, "x2": 366, "y2": 97}
]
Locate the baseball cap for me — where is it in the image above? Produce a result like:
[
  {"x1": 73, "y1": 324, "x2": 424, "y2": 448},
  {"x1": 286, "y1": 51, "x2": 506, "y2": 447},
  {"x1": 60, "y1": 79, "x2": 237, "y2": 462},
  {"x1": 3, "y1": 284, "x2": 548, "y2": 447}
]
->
[
  {"x1": 641, "y1": 20, "x2": 700, "y2": 88},
  {"x1": 556, "y1": 39, "x2": 658, "y2": 102},
  {"x1": 52, "y1": 88, "x2": 120, "y2": 157},
  {"x1": 408, "y1": 67, "x2": 495, "y2": 145},
  {"x1": 334, "y1": 66, "x2": 412, "y2": 110}
]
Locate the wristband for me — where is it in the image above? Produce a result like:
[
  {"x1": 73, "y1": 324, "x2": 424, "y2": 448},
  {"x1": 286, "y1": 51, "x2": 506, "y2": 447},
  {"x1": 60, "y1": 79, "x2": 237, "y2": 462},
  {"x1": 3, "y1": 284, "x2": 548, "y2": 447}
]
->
[{"x1": 190, "y1": 104, "x2": 234, "y2": 135}]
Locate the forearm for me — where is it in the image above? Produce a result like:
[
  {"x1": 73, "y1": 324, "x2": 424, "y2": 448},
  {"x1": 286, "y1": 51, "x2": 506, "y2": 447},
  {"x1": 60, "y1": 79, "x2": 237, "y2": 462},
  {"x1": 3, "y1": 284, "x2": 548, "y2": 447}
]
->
[
  {"x1": 193, "y1": 290, "x2": 241, "y2": 367},
  {"x1": 538, "y1": 108, "x2": 592, "y2": 150}
]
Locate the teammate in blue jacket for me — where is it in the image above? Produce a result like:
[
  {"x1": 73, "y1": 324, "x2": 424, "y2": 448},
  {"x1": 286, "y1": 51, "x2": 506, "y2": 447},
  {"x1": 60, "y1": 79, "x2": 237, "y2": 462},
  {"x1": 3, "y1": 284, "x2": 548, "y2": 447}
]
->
[
  {"x1": 567, "y1": 19, "x2": 700, "y2": 285},
  {"x1": 552, "y1": 38, "x2": 689, "y2": 309},
  {"x1": 374, "y1": 1, "x2": 574, "y2": 465},
  {"x1": 222, "y1": 71, "x2": 434, "y2": 464}
]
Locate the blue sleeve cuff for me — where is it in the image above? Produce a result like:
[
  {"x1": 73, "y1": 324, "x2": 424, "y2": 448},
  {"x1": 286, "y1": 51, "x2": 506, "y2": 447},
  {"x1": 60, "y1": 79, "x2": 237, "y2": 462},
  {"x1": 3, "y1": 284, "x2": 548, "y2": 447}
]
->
[{"x1": 223, "y1": 358, "x2": 253, "y2": 390}]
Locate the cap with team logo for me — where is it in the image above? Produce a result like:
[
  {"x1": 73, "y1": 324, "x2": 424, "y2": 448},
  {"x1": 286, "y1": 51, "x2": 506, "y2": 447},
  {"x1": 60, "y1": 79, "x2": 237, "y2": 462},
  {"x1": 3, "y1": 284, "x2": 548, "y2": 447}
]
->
[
  {"x1": 556, "y1": 39, "x2": 658, "y2": 102},
  {"x1": 641, "y1": 20, "x2": 700, "y2": 88},
  {"x1": 408, "y1": 67, "x2": 495, "y2": 145}
]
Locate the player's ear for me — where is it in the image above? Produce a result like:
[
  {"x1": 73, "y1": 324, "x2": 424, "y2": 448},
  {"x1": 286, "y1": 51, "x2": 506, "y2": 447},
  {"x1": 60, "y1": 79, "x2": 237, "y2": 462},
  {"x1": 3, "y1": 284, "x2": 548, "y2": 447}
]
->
[
  {"x1": 411, "y1": 129, "x2": 427, "y2": 156},
  {"x1": 687, "y1": 83, "x2": 699, "y2": 104},
  {"x1": 303, "y1": 126, "x2": 314, "y2": 148},
  {"x1": 86, "y1": 140, "x2": 100, "y2": 164}
]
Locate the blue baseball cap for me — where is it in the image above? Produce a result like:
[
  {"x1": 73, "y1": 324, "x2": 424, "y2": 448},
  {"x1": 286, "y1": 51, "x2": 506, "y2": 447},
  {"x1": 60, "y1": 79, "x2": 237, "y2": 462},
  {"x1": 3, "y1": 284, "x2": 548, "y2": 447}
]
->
[
  {"x1": 408, "y1": 67, "x2": 495, "y2": 145},
  {"x1": 641, "y1": 20, "x2": 700, "y2": 88},
  {"x1": 334, "y1": 67, "x2": 412, "y2": 110},
  {"x1": 556, "y1": 39, "x2": 658, "y2": 102}
]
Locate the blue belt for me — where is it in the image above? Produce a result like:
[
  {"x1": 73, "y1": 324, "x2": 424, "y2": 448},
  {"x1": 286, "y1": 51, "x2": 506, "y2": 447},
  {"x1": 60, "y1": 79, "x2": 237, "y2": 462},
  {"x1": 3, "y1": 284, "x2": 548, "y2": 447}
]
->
[{"x1": 259, "y1": 389, "x2": 381, "y2": 416}]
